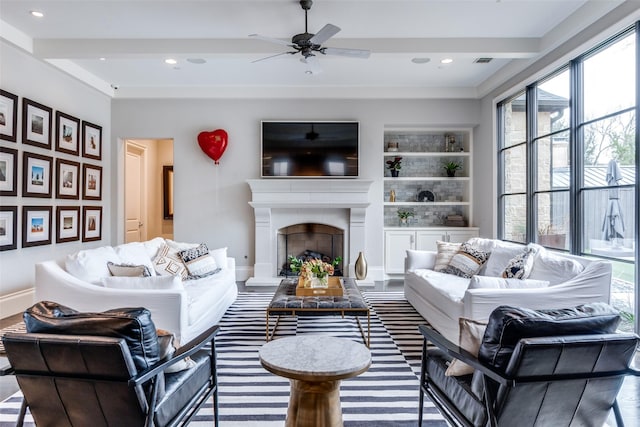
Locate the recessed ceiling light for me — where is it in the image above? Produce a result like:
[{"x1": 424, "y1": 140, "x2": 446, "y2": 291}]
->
[
  {"x1": 441, "y1": 58, "x2": 454, "y2": 64},
  {"x1": 411, "y1": 57, "x2": 431, "y2": 64},
  {"x1": 165, "y1": 58, "x2": 177, "y2": 65},
  {"x1": 30, "y1": 10, "x2": 44, "y2": 18},
  {"x1": 305, "y1": 70, "x2": 313, "y2": 75},
  {"x1": 99, "y1": 57, "x2": 106, "y2": 61},
  {"x1": 187, "y1": 58, "x2": 207, "y2": 64}
]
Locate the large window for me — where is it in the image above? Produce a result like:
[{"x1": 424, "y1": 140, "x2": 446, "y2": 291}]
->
[{"x1": 498, "y1": 25, "x2": 638, "y2": 332}]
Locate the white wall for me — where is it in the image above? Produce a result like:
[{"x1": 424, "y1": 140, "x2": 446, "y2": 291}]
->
[
  {"x1": 112, "y1": 98, "x2": 481, "y2": 279},
  {"x1": 0, "y1": 41, "x2": 111, "y2": 314}
]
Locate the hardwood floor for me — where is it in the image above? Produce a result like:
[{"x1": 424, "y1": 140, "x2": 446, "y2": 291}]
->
[{"x1": 1, "y1": 280, "x2": 637, "y2": 425}]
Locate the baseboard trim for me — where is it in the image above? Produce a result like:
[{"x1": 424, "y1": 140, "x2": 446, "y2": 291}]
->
[{"x1": 0, "y1": 288, "x2": 34, "y2": 318}]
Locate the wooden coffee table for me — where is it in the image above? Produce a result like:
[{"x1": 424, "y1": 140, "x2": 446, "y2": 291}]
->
[
  {"x1": 266, "y1": 277, "x2": 370, "y2": 346},
  {"x1": 259, "y1": 334, "x2": 371, "y2": 427}
]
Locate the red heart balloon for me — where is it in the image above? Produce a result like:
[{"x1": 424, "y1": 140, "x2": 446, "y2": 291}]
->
[{"x1": 197, "y1": 129, "x2": 228, "y2": 165}]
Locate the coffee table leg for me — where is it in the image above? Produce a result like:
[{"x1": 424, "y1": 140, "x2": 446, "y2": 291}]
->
[{"x1": 286, "y1": 379, "x2": 343, "y2": 427}]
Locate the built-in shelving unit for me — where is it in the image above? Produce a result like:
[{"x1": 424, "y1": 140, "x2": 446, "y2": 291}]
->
[{"x1": 383, "y1": 127, "x2": 478, "y2": 274}]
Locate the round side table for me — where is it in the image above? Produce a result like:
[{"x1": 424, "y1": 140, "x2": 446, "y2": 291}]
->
[{"x1": 259, "y1": 334, "x2": 372, "y2": 427}]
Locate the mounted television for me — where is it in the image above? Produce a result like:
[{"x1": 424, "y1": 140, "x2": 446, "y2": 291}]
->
[{"x1": 261, "y1": 121, "x2": 359, "y2": 177}]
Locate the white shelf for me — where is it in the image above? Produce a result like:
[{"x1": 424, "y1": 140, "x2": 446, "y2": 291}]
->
[
  {"x1": 383, "y1": 177, "x2": 470, "y2": 181},
  {"x1": 384, "y1": 151, "x2": 470, "y2": 157},
  {"x1": 384, "y1": 202, "x2": 470, "y2": 206}
]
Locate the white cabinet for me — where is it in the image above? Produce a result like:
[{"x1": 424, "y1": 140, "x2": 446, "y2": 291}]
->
[{"x1": 384, "y1": 228, "x2": 479, "y2": 274}]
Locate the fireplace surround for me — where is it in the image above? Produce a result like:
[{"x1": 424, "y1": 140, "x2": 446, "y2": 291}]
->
[{"x1": 246, "y1": 179, "x2": 373, "y2": 286}]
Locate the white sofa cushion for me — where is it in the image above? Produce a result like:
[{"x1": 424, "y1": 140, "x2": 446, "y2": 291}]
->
[
  {"x1": 185, "y1": 267, "x2": 234, "y2": 325},
  {"x1": 100, "y1": 275, "x2": 184, "y2": 290},
  {"x1": 66, "y1": 246, "x2": 121, "y2": 283},
  {"x1": 412, "y1": 269, "x2": 469, "y2": 303},
  {"x1": 529, "y1": 249, "x2": 584, "y2": 285},
  {"x1": 483, "y1": 245, "x2": 526, "y2": 277},
  {"x1": 114, "y1": 241, "x2": 156, "y2": 275},
  {"x1": 210, "y1": 247, "x2": 228, "y2": 270},
  {"x1": 468, "y1": 276, "x2": 550, "y2": 289}
]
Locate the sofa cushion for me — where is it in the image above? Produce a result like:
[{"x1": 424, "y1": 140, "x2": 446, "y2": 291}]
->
[
  {"x1": 114, "y1": 241, "x2": 157, "y2": 276},
  {"x1": 478, "y1": 303, "x2": 620, "y2": 373},
  {"x1": 153, "y1": 243, "x2": 188, "y2": 279},
  {"x1": 178, "y1": 243, "x2": 218, "y2": 277},
  {"x1": 210, "y1": 247, "x2": 228, "y2": 270},
  {"x1": 24, "y1": 301, "x2": 160, "y2": 373},
  {"x1": 441, "y1": 243, "x2": 490, "y2": 278},
  {"x1": 468, "y1": 276, "x2": 549, "y2": 290},
  {"x1": 433, "y1": 241, "x2": 462, "y2": 272},
  {"x1": 184, "y1": 267, "x2": 237, "y2": 326},
  {"x1": 501, "y1": 247, "x2": 535, "y2": 279},
  {"x1": 107, "y1": 262, "x2": 153, "y2": 278},
  {"x1": 66, "y1": 246, "x2": 121, "y2": 283},
  {"x1": 528, "y1": 249, "x2": 584, "y2": 285},
  {"x1": 100, "y1": 275, "x2": 184, "y2": 290}
]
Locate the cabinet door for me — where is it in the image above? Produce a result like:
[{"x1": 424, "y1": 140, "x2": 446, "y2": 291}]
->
[
  {"x1": 415, "y1": 230, "x2": 445, "y2": 251},
  {"x1": 446, "y1": 229, "x2": 479, "y2": 244},
  {"x1": 385, "y1": 231, "x2": 415, "y2": 274}
]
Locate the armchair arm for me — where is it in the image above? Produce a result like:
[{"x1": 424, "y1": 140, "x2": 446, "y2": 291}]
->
[
  {"x1": 418, "y1": 325, "x2": 507, "y2": 385},
  {"x1": 132, "y1": 325, "x2": 220, "y2": 386}
]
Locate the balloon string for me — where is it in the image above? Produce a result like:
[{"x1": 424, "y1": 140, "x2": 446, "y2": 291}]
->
[{"x1": 215, "y1": 165, "x2": 219, "y2": 208}]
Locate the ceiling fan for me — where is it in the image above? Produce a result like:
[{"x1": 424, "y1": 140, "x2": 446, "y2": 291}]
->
[{"x1": 249, "y1": 0, "x2": 370, "y2": 74}]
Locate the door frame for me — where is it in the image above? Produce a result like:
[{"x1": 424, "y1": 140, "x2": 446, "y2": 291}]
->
[{"x1": 125, "y1": 141, "x2": 148, "y2": 243}]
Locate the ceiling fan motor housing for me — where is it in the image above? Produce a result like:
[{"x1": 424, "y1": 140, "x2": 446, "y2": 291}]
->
[{"x1": 300, "y1": 0, "x2": 313, "y2": 10}]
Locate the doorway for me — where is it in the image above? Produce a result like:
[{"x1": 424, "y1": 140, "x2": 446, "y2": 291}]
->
[{"x1": 124, "y1": 139, "x2": 174, "y2": 243}]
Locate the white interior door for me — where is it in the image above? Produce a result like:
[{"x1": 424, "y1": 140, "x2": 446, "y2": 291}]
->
[{"x1": 125, "y1": 142, "x2": 147, "y2": 243}]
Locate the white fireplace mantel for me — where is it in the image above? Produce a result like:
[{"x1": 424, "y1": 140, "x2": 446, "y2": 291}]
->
[{"x1": 246, "y1": 179, "x2": 373, "y2": 286}]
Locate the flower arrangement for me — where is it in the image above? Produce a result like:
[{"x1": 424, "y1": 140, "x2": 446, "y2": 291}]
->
[{"x1": 288, "y1": 255, "x2": 342, "y2": 287}]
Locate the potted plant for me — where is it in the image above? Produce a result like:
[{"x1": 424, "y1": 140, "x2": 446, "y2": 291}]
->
[
  {"x1": 442, "y1": 160, "x2": 462, "y2": 177},
  {"x1": 386, "y1": 156, "x2": 402, "y2": 177},
  {"x1": 537, "y1": 225, "x2": 566, "y2": 248},
  {"x1": 397, "y1": 209, "x2": 414, "y2": 226}
]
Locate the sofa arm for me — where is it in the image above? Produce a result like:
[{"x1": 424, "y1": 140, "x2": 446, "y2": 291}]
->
[
  {"x1": 404, "y1": 250, "x2": 437, "y2": 273},
  {"x1": 35, "y1": 261, "x2": 189, "y2": 338}
]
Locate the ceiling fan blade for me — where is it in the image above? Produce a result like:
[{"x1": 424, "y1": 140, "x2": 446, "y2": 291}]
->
[
  {"x1": 249, "y1": 33, "x2": 294, "y2": 47},
  {"x1": 322, "y1": 47, "x2": 371, "y2": 59},
  {"x1": 301, "y1": 55, "x2": 323, "y2": 75},
  {"x1": 252, "y1": 51, "x2": 296, "y2": 63},
  {"x1": 309, "y1": 24, "x2": 341, "y2": 45}
]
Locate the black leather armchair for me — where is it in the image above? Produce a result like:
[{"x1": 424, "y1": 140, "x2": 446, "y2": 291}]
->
[
  {"x1": 418, "y1": 303, "x2": 640, "y2": 427},
  {"x1": 2, "y1": 301, "x2": 220, "y2": 427}
]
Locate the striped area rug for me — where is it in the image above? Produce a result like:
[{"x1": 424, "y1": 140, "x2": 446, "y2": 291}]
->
[{"x1": 0, "y1": 291, "x2": 446, "y2": 426}]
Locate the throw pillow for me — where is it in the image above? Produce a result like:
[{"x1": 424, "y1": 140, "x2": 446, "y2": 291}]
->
[
  {"x1": 482, "y1": 244, "x2": 528, "y2": 277},
  {"x1": 468, "y1": 276, "x2": 550, "y2": 289},
  {"x1": 113, "y1": 241, "x2": 156, "y2": 276},
  {"x1": 441, "y1": 243, "x2": 490, "y2": 278},
  {"x1": 152, "y1": 243, "x2": 188, "y2": 279},
  {"x1": 445, "y1": 318, "x2": 487, "y2": 376},
  {"x1": 178, "y1": 243, "x2": 217, "y2": 276},
  {"x1": 65, "y1": 246, "x2": 121, "y2": 283},
  {"x1": 157, "y1": 329, "x2": 196, "y2": 373},
  {"x1": 107, "y1": 261, "x2": 152, "y2": 277},
  {"x1": 528, "y1": 248, "x2": 584, "y2": 285},
  {"x1": 209, "y1": 247, "x2": 228, "y2": 270},
  {"x1": 406, "y1": 249, "x2": 434, "y2": 271},
  {"x1": 501, "y1": 247, "x2": 536, "y2": 279},
  {"x1": 100, "y1": 275, "x2": 184, "y2": 290},
  {"x1": 433, "y1": 241, "x2": 462, "y2": 272}
]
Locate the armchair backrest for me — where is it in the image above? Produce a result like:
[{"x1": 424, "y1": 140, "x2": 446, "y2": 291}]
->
[{"x1": 3, "y1": 332, "x2": 148, "y2": 426}]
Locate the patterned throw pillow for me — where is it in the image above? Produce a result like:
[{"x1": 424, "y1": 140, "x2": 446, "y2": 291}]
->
[
  {"x1": 107, "y1": 261, "x2": 152, "y2": 277},
  {"x1": 433, "y1": 241, "x2": 462, "y2": 272},
  {"x1": 178, "y1": 243, "x2": 218, "y2": 277},
  {"x1": 502, "y1": 247, "x2": 535, "y2": 279},
  {"x1": 441, "y1": 243, "x2": 490, "y2": 278},
  {"x1": 152, "y1": 243, "x2": 188, "y2": 279}
]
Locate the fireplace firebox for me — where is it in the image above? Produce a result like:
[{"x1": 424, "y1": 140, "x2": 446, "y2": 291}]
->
[{"x1": 277, "y1": 223, "x2": 344, "y2": 276}]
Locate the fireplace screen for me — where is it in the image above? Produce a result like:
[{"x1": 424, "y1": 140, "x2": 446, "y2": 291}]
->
[{"x1": 277, "y1": 223, "x2": 344, "y2": 276}]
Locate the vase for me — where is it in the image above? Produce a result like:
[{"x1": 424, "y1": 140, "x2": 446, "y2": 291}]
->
[
  {"x1": 311, "y1": 274, "x2": 329, "y2": 288},
  {"x1": 446, "y1": 170, "x2": 455, "y2": 177},
  {"x1": 391, "y1": 170, "x2": 399, "y2": 177},
  {"x1": 355, "y1": 251, "x2": 367, "y2": 280}
]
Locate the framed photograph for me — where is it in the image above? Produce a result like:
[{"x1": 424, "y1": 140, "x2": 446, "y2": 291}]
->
[
  {"x1": 0, "y1": 206, "x2": 18, "y2": 251},
  {"x1": 23, "y1": 152, "x2": 53, "y2": 198},
  {"x1": 82, "y1": 206, "x2": 102, "y2": 242},
  {"x1": 22, "y1": 205, "x2": 52, "y2": 248},
  {"x1": 22, "y1": 98, "x2": 52, "y2": 149},
  {"x1": 0, "y1": 89, "x2": 18, "y2": 142},
  {"x1": 55, "y1": 111, "x2": 80, "y2": 155},
  {"x1": 0, "y1": 146, "x2": 18, "y2": 196},
  {"x1": 82, "y1": 121, "x2": 102, "y2": 160},
  {"x1": 56, "y1": 158, "x2": 80, "y2": 199},
  {"x1": 82, "y1": 163, "x2": 102, "y2": 200},
  {"x1": 56, "y1": 206, "x2": 80, "y2": 243}
]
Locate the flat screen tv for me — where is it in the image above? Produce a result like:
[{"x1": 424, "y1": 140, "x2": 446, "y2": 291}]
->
[{"x1": 261, "y1": 121, "x2": 359, "y2": 177}]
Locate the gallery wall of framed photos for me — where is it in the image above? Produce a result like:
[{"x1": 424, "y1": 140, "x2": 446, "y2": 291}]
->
[{"x1": 0, "y1": 88, "x2": 104, "y2": 251}]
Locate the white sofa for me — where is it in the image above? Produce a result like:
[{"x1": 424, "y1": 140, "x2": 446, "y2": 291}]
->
[
  {"x1": 404, "y1": 238, "x2": 612, "y2": 343},
  {"x1": 35, "y1": 237, "x2": 238, "y2": 343}
]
